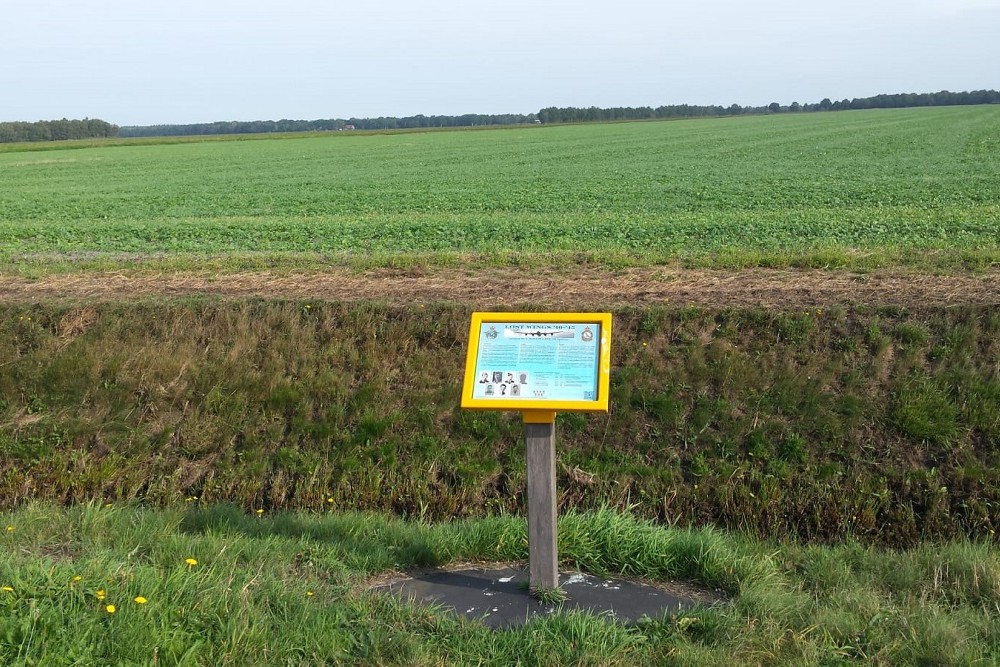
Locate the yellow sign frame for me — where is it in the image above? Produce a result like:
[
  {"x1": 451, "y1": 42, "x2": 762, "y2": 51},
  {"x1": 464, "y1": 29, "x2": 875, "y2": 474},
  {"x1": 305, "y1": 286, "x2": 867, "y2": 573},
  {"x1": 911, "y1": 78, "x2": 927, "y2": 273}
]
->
[{"x1": 461, "y1": 312, "x2": 612, "y2": 422}]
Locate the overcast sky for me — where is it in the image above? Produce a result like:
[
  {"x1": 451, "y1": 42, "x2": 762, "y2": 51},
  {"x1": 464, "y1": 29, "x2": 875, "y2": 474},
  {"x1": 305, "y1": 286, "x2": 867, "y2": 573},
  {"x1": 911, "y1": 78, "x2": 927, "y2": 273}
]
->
[{"x1": 3, "y1": 0, "x2": 998, "y2": 126}]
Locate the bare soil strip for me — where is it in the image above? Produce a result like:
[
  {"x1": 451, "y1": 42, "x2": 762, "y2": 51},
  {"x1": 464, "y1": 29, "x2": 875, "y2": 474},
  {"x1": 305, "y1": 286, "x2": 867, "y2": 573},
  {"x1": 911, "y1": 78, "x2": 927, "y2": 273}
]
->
[{"x1": 1, "y1": 268, "x2": 998, "y2": 308}]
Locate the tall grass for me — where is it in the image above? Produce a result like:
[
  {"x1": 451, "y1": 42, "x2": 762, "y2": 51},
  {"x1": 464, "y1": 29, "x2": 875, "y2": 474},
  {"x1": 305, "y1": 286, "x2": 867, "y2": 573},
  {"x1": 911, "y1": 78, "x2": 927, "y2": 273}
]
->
[
  {"x1": 1, "y1": 503, "x2": 998, "y2": 665},
  {"x1": 1, "y1": 300, "x2": 998, "y2": 545}
]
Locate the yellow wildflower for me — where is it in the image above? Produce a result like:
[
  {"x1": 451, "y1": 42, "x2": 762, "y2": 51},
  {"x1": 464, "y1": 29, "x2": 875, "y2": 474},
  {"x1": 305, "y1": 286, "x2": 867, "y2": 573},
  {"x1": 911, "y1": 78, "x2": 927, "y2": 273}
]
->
[
  {"x1": 72, "y1": 576, "x2": 82, "y2": 583},
  {"x1": 105, "y1": 604, "x2": 116, "y2": 614},
  {"x1": 256, "y1": 509, "x2": 264, "y2": 515},
  {"x1": 1, "y1": 586, "x2": 13, "y2": 593},
  {"x1": 306, "y1": 591, "x2": 314, "y2": 597},
  {"x1": 134, "y1": 596, "x2": 148, "y2": 604},
  {"x1": 4, "y1": 526, "x2": 13, "y2": 533},
  {"x1": 96, "y1": 589, "x2": 106, "y2": 600},
  {"x1": 185, "y1": 558, "x2": 198, "y2": 567}
]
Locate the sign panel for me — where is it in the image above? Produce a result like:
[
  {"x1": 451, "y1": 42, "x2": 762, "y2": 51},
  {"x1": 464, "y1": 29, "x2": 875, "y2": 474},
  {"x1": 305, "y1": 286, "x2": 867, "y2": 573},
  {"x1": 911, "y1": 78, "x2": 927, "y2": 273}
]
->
[{"x1": 461, "y1": 312, "x2": 612, "y2": 413}]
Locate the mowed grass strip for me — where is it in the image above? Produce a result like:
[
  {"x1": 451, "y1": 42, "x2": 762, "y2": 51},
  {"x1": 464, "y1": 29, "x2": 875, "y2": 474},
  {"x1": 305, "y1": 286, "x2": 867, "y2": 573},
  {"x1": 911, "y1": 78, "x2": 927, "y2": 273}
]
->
[
  {"x1": 1, "y1": 503, "x2": 999, "y2": 666},
  {"x1": 1, "y1": 106, "x2": 999, "y2": 272}
]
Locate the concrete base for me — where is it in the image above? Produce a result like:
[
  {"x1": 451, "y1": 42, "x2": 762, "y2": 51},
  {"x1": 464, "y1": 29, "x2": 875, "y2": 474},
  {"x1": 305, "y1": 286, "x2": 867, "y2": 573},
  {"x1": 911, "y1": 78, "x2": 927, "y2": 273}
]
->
[{"x1": 375, "y1": 564, "x2": 721, "y2": 629}]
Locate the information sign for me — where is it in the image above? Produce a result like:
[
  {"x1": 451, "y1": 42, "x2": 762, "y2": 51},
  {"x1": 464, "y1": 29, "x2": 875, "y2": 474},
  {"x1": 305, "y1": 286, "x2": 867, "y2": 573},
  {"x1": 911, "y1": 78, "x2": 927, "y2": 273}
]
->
[
  {"x1": 461, "y1": 312, "x2": 612, "y2": 414},
  {"x1": 460, "y1": 311, "x2": 613, "y2": 593}
]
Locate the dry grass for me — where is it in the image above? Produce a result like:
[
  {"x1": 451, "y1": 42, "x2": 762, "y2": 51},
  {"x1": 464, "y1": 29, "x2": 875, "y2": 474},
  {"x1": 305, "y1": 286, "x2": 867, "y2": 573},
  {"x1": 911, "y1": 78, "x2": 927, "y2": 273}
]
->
[{"x1": 0, "y1": 267, "x2": 998, "y2": 308}]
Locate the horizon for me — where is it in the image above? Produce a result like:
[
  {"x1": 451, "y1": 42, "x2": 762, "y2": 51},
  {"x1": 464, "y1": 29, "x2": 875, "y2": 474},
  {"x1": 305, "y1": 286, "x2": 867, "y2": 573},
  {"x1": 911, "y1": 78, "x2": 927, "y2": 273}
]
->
[
  {"x1": 6, "y1": 87, "x2": 996, "y2": 129},
  {"x1": 2, "y1": 0, "x2": 998, "y2": 127}
]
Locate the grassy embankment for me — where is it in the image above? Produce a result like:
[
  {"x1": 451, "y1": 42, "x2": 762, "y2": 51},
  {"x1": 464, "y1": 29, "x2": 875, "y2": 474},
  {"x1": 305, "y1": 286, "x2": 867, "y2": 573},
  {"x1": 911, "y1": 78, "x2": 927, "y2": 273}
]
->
[
  {"x1": 2, "y1": 502, "x2": 1000, "y2": 665},
  {"x1": 2, "y1": 300, "x2": 998, "y2": 547},
  {"x1": 1, "y1": 105, "x2": 999, "y2": 276}
]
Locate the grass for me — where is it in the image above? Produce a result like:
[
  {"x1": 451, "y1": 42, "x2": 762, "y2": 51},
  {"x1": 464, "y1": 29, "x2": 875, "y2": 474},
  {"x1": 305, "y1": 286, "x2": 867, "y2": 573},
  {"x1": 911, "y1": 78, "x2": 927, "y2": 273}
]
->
[
  {"x1": 1, "y1": 300, "x2": 998, "y2": 546},
  {"x1": 1, "y1": 503, "x2": 998, "y2": 665},
  {"x1": 2, "y1": 106, "x2": 1000, "y2": 663},
  {"x1": 530, "y1": 585, "x2": 569, "y2": 605},
  {"x1": 1, "y1": 106, "x2": 999, "y2": 274}
]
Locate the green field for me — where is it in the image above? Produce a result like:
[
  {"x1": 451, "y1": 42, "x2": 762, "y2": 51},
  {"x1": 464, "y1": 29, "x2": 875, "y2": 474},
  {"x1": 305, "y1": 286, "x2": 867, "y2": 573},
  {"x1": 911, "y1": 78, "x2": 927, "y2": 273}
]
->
[
  {"x1": 1, "y1": 106, "x2": 999, "y2": 272},
  {"x1": 3, "y1": 109, "x2": 1000, "y2": 664}
]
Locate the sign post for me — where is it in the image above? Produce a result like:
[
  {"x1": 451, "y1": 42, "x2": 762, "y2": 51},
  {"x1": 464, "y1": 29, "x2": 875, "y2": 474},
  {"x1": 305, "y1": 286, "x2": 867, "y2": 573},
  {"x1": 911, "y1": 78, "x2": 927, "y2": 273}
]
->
[
  {"x1": 524, "y1": 418, "x2": 558, "y2": 590},
  {"x1": 462, "y1": 312, "x2": 612, "y2": 594}
]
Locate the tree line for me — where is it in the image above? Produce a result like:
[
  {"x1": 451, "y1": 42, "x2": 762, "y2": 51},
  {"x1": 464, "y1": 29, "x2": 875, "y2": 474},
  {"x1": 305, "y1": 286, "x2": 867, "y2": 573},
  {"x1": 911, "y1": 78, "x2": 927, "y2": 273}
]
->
[
  {"x1": 537, "y1": 89, "x2": 1000, "y2": 123},
  {"x1": 117, "y1": 113, "x2": 538, "y2": 138},
  {"x1": 0, "y1": 118, "x2": 118, "y2": 143},
  {"x1": 3, "y1": 90, "x2": 998, "y2": 143}
]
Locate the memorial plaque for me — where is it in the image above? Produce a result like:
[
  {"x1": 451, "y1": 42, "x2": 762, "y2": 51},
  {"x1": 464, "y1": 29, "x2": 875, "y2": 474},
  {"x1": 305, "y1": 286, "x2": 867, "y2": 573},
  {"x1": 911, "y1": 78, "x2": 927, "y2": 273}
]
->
[
  {"x1": 461, "y1": 311, "x2": 612, "y2": 594},
  {"x1": 462, "y1": 312, "x2": 611, "y2": 414}
]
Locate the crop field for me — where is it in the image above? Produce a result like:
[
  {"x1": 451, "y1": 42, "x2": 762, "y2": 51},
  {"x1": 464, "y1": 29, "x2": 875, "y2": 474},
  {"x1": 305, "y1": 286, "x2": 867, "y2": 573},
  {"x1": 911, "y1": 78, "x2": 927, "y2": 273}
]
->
[
  {"x1": 1, "y1": 105, "x2": 999, "y2": 273},
  {"x1": 2, "y1": 108, "x2": 1000, "y2": 664}
]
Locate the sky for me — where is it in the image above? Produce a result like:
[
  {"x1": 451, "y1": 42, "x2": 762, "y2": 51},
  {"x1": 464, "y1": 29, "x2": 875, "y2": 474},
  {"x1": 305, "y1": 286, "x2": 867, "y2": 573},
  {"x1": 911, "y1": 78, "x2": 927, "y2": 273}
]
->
[{"x1": 2, "y1": 0, "x2": 999, "y2": 126}]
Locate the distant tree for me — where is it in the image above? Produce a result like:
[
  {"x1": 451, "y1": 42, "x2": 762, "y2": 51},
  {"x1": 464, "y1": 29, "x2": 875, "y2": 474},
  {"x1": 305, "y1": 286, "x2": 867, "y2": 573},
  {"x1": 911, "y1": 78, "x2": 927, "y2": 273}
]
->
[
  {"x1": 0, "y1": 118, "x2": 120, "y2": 143},
  {"x1": 72, "y1": 88, "x2": 1000, "y2": 141}
]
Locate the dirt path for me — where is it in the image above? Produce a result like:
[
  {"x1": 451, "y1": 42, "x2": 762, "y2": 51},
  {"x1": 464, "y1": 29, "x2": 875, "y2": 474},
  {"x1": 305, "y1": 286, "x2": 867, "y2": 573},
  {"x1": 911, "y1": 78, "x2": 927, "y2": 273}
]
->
[{"x1": 1, "y1": 268, "x2": 998, "y2": 309}]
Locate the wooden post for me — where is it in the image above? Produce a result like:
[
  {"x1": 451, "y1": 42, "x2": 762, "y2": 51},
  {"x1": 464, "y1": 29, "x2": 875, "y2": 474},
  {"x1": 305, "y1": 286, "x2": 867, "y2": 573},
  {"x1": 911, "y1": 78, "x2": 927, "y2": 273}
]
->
[{"x1": 525, "y1": 419, "x2": 558, "y2": 592}]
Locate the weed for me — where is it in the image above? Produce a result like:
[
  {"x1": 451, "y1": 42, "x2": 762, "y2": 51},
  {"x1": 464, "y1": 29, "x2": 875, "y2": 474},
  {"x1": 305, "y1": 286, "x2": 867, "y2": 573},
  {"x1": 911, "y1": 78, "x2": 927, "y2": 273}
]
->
[
  {"x1": 531, "y1": 585, "x2": 569, "y2": 605},
  {"x1": 893, "y1": 379, "x2": 960, "y2": 445}
]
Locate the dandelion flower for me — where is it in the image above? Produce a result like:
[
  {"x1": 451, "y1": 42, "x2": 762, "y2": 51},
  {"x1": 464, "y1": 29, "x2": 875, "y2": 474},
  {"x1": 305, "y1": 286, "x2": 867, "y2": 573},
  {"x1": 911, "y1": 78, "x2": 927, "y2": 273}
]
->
[
  {"x1": 4, "y1": 526, "x2": 13, "y2": 533},
  {"x1": 134, "y1": 596, "x2": 148, "y2": 604},
  {"x1": 306, "y1": 591, "x2": 314, "y2": 597},
  {"x1": 326, "y1": 497, "x2": 334, "y2": 504},
  {"x1": 256, "y1": 509, "x2": 264, "y2": 515},
  {"x1": 185, "y1": 558, "x2": 198, "y2": 567},
  {"x1": 1, "y1": 586, "x2": 13, "y2": 593},
  {"x1": 105, "y1": 604, "x2": 116, "y2": 614},
  {"x1": 72, "y1": 576, "x2": 82, "y2": 583},
  {"x1": 96, "y1": 589, "x2": 106, "y2": 600}
]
